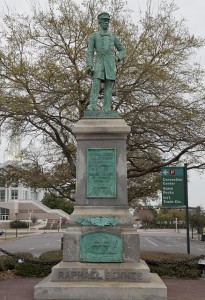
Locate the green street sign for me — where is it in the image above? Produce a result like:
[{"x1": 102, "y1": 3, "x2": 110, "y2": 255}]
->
[{"x1": 161, "y1": 167, "x2": 185, "y2": 207}]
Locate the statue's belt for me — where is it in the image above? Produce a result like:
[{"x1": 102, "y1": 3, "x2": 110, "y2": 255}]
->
[{"x1": 96, "y1": 51, "x2": 115, "y2": 56}]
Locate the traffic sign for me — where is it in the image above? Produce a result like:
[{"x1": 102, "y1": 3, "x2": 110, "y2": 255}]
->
[{"x1": 161, "y1": 167, "x2": 185, "y2": 207}]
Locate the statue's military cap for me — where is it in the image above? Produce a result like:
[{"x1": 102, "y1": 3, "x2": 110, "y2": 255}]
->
[{"x1": 97, "y1": 12, "x2": 110, "y2": 20}]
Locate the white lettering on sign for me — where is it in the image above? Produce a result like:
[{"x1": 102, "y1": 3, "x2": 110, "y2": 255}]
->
[
  {"x1": 163, "y1": 200, "x2": 174, "y2": 204},
  {"x1": 163, "y1": 178, "x2": 183, "y2": 182},
  {"x1": 163, "y1": 191, "x2": 174, "y2": 195}
]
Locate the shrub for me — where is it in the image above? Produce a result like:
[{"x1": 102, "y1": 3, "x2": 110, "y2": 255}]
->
[
  {"x1": 141, "y1": 251, "x2": 200, "y2": 279},
  {"x1": 3, "y1": 250, "x2": 201, "y2": 279},
  {"x1": 10, "y1": 220, "x2": 28, "y2": 228},
  {"x1": 0, "y1": 255, "x2": 16, "y2": 271},
  {"x1": 31, "y1": 215, "x2": 38, "y2": 225},
  {"x1": 39, "y1": 250, "x2": 63, "y2": 262},
  {"x1": 15, "y1": 261, "x2": 52, "y2": 277},
  {"x1": 14, "y1": 252, "x2": 34, "y2": 260},
  {"x1": 0, "y1": 252, "x2": 33, "y2": 272},
  {"x1": 14, "y1": 250, "x2": 62, "y2": 277}
]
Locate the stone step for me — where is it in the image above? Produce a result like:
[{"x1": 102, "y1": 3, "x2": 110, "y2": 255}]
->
[{"x1": 34, "y1": 273, "x2": 167, "y2": 300}]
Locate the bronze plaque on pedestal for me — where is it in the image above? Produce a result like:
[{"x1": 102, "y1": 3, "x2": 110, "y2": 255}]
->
[
  {"x1": 80, "y1": 231, "x2": 123, "y2": 262},
  {"x1": 87, "y1": 148, "x2": 116, "y2": 198}
]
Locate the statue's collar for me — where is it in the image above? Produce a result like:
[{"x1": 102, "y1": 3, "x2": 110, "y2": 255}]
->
[{"x1": 99, "y1": 29, "x2": 111, "y2": 36}]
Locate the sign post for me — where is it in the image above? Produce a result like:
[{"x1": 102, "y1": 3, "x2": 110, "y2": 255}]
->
[{"x1": 184, "y1": 163, "x2": 190, "y2": 254}]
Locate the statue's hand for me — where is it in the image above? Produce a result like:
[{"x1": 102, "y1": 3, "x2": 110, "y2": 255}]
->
[
  {"x1": 87, "y1": 66, "x2": 94, "y2": 76},
  {"x1": 115, "y1": 56, "x2": 120, "y2": 63}
]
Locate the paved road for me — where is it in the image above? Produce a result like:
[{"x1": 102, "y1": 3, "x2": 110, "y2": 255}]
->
[
  {"x1": 139, "y1": 229, "x2": 205, "y2": 256},
  {"x1": 0, "y1": 229, "x2": 204, "y2": 257},
  {"x1": 0, "y1": 232, "x2": 63, "y2": 257}
]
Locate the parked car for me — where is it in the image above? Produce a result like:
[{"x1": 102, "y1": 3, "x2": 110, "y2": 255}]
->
[{"x1": 0, "y1": 230, "x2": 4, "y2": 235}]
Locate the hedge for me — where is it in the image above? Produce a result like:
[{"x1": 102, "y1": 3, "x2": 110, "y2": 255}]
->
[
  {"x1": 141, "y1": 251, "x2": 201, "y2": 279},
  {"x1": 0, "y1": 250, "x2": 201, "y2": 279}
]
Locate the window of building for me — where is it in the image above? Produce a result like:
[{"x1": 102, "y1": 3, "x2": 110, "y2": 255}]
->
[
  {"x1": 31, "y1": 191, "x2": 38, "y2": 201},
  {"x1": 33, "y1": 192, "x2": 38, "y2": 201},
  {"x1": 0, "y1": 190, "x2": 5, "y2": 202},
  {"x1": 0, "y1": 208, "x2": 9, "y2": 220},
  {"x1": 23, "y1": 190, "x2": 28, "y2": 200},
  {"x1": 0, "y1": 177, "x2": 5, "y2": 187},
  {"x1": 11, "y1": 190, "x2": 18, "y2": 200}
]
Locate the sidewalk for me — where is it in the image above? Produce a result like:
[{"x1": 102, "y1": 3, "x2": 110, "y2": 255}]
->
[{"x1": 0, "y1": 277, "x2": 205, "y2": 300}]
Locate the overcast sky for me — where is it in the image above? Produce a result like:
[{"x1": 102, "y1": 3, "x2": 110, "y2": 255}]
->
[{"x1": 0, "y1": 0, "x2": 205, "y2": 208}]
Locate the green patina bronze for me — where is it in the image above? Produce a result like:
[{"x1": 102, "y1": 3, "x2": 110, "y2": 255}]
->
[
  {"x1": 80, "y1": 231, "x2": 123, "y2": 262},
  {"x1": 84, "y1": 110, "x2": 119, "y2": 118},
  {"x1": 87, "y1": 148, "x2": 116, "y2": 198},
  {"x1": 75, "y1": 216, "x2": 119, "y2": 226},
  {"x1": 85, "y1": 12, "x2": 125, "y2": 115}
]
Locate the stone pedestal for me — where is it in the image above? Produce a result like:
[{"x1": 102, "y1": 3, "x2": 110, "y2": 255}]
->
[{"x1": 34, "y1": 118, "x2": 167, "y2": 300}]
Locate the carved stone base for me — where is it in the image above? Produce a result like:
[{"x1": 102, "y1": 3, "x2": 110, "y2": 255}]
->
[
  {"x1": 63, "y1": 226, "x2": 140, "y2": 263},
  {"x1": 34, "y1": 226, "x2": 167, "y2": 299},
  {"x1": 70, "y1": 206, "x2": 133, "y2": 226},
  {"x1": 50, "y1": 260, "x2": 150, "y2": 283},
  {"x1": 34, "y1": 273, "x2": 167, "y2": 300}
]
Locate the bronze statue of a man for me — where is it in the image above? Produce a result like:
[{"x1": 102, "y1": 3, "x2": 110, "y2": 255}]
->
[{"x1": 86, "y1": 12, "x2": 126, "y2": 112}]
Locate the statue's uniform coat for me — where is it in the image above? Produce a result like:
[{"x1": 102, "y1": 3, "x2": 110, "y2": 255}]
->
[{"x1": 86, "y1": 29, "x2": 125, "y2": 81}]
